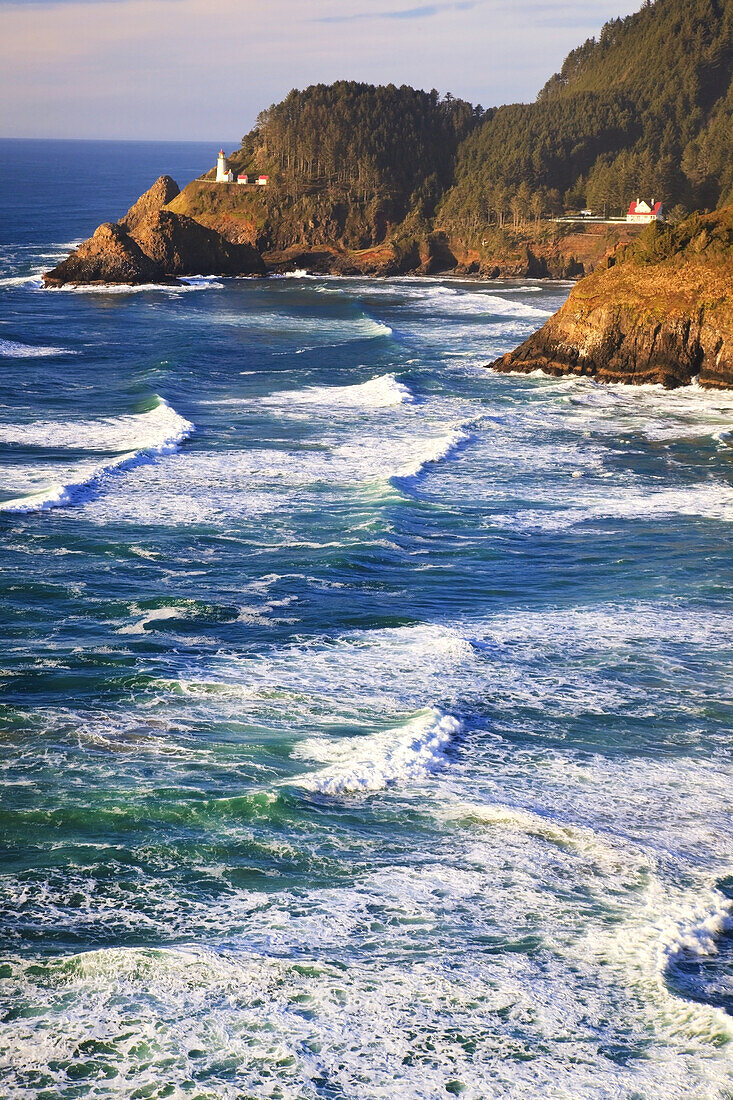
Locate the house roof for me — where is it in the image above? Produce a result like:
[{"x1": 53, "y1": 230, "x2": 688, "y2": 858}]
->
[{"x1": 628, "y1": 200, "x2": 663, "y2": 215}]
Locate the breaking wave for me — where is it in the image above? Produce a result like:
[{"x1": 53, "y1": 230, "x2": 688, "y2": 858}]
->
[
  {"x1": 0, "y1": 397, "x2": 193, "y2": 513},
  {"x1": 263, "y1": 373, "x2": 413, "y2": 410},
  {"x1": 45, "y1": 280, "x2": 223, "y2": 295},
  {"x1": 293, "y1": 708, "x2": 461, "y2": 795},
  {"x1": 662, "y1": 896, "x2": 733, "y2": 969},
  {"x1": 392, "y1": 427, "x2": 470, "y2": 481}
]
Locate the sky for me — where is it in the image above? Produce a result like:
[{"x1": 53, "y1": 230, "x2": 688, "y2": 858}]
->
[{"x1": 0, "y1": 0, "x2": 643, "y2": 141}]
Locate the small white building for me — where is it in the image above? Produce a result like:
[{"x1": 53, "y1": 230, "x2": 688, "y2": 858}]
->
[
  {"x1": 216, "y1": 150, "x2": 233, "y2": 184},
  {"x1": 256, "y1": 175, "x2": 269, "y2": 186},
  {"x1": 627, "y1": 199, "x2": 664, "y2": 223},
  {"x1": 237, "y1": 174, "x2": 249, "y2": 185}
]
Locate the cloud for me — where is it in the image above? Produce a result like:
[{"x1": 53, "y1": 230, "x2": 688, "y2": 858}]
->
[
  {"x1": 0, "y1": 0, "x2": 643, "y2": 140},
  {"x1": 315, "y1": 1, "x2": 475, "y2": 23}
]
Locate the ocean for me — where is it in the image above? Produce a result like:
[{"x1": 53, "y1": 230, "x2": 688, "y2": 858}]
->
[{"x1": 1, "y1": 138, "x2": 733, "y2": 1100}]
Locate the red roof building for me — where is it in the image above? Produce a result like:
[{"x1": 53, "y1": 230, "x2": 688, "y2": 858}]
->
[{"x1": 627, "y1": 199, "x2": 664, "y2": 223}]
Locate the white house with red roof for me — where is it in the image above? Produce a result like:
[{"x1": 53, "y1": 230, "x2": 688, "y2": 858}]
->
[{"x1": 627, "y1": 198, "x2": 664, "y2": 223}]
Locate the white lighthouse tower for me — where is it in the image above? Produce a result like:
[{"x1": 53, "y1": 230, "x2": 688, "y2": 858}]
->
[{"x1": 216, "y1": 149, "x2": 233, "y2": 183}]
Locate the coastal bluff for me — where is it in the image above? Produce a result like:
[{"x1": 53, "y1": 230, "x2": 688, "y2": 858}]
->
[
  {"x1": 43, "y1": 176, "x2": 266, "y2": 286},
  {"x1": 490, "y1": 207, "x2": 733, "y2": 391}
]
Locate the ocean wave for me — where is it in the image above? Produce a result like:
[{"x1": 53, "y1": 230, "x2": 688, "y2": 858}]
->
[
  {"x1": 293, "y1": 708, "x2": 461, "y2": 795},
  {"x1": 67, "y1": 408, "x2": 471, "y2": 525},
  {"x1": 0, "y1": 397, "x2": 193, "y2": 513},
  {"x1": 392, "y1": 427, "x2": 470, "y2": 481},
  {"x1": 117, "y1": 606, "x2": 189, "y2": 635},
  {"x1": 218, "y1": 305, "x2": 392, "y2": 343},
  {"x1": 492, "y1": 480, "x2": 733, "y2": 531},
  {"x1": 0, "y1": 274, "x2": 44, "y2": 289},
  {"x1": 262, "y1": 373, "x2": 413, "y2": 410},
  {"x1": 0, "y1": 337, "x2": 73, "y2": 358},
  {"x1": 351, "y1": 281, "x2": 553, "y2": 319},
  {"x1": 546, "y1": 375, "x2": 733, "y2": 443},
  {"x1": 44, "y1": 280, "x2": 223, "y2": 295},
  {"x1": 0, "y1": 396, "x2": 191, "y2": 452}
]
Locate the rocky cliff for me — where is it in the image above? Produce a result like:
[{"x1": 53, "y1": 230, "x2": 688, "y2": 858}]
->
[
  {"x1": 118, "y1": 175, "x2": 181, "y2": 233},
  {"x1": 490, "y1": 207, "x2": 733, "y2": 390},
  {"x1": 44, "y1": 177, "x2": 266, "y2": 286}
]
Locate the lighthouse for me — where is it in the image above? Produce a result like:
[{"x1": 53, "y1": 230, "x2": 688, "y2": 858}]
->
[{"x1": 216, "y1": 149, "x2": 233, "y2": 184}]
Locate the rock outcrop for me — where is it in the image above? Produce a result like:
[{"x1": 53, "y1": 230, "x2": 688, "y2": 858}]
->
[
  {"x1": 119, "y1": 174, "x2": 180, "y2": 233},
  {"x1": 130, "y1": 209, "x2": 265, "y2": 277},
  {"x1": 43, "y1": 176, "x2": 266, "y2": 286},
  {"x1": 490, "y1": 207, "x2": 733, "y2": 390},
  {"x1": 43, "y1": 222, "x2": 163, "y2": 287}
]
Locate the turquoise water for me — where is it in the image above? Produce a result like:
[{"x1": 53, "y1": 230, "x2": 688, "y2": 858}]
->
[{"x1": 1, "y1": 140, "x2": 733, "y2": 1099}]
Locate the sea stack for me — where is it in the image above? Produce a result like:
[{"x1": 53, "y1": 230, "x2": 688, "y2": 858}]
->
[{"x1": 44, "y1": 175, "x2": 266, "y2": 286}]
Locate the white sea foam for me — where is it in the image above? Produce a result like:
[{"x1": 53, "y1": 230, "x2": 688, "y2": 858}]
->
[
  {"x1": 293, "y1": 708, "x2": 461, "y2": 795},
  {"x1": 263, "y1": 373, "x2": 413, "y2": 410},
  {"x1": 0, "y1": 275, "x2": 44, "y2": 289},
  {"x1": 0, "y1": 338, "x2": 73, "y2": 358},
  {"x1": 492, "y1": 479, "x2": 733, "y2": 530},
  {"x1": 349, "y1": 281, "x2": 554, "y2": 319},
  {"x1": 0, "y1": 397, "x2": 193, "y2": 513},
  {"x1": 217, "y1": 306, "x2": 392, "y2": 342},
  {"x1": 69, "y1": 406, "x2": 472, "y2": 526},
  {"x1": 393, "y1": 427, "x2": 470, "y2": 480},
  {"x1": 0, "y1": 396, "x2": 191, "y2": 453},
  {"x1": 662, "y1": 897, "x2": 733, "y2": 966},
  {"x1": 45, "y1": 280, "x2": 222, "y2": 295},
  {"x1": 117, "y1": 606, "x2": 188, "y2": 635}
]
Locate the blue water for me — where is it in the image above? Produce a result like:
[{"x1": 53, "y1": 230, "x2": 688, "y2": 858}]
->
[{"x1": 1, "y1": 139, "x2": 733, "y2": 1099}]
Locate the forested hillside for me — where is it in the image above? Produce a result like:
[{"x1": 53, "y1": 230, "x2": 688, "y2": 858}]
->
[
  {"x1": 224, "y1": 82, "x2": 482, "y2": 249},
  {"x1": 439, "y1": 0, "x2": 733, "y2": 243},
  {"x1": 171, "y1": 0, "x2": 733, "y2": 273}
]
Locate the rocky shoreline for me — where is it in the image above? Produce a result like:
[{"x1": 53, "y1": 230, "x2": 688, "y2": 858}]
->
[
  {"x1": 43, "y1": 180, "x2": 731, "y2": 393},
  {"x1": 43, "y1": 177, "x2": 265, "y2": 287},
  {"x1": 490, "y1": 207, "x2": 732, "y2": 391},
  {"x1": 44, "y1": 175, "x2": 633, "y2": 287}
]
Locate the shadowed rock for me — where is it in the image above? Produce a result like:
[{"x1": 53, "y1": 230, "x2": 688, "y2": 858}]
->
[
  {"x1": 119, "y1": 175, "x2": 181, "y2": 233},
  {"x1": 130, "y1": 209, "x2": 265, "y2": 277}
]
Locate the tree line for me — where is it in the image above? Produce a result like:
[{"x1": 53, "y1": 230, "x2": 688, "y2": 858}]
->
[
  {"x1": 440, "y1": 0, "x2": 732, "y2": 241},
  {"x1": 237, "y1": 82, "x2": 482, "y2": 221},
  {"x1": 225, "y1": 0, "x2": 732, "y2": 251}
]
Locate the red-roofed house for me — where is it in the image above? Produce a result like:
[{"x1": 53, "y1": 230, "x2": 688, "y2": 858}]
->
[{"x1": 627, "y1": 199, "x2": 664, "y2": 223}]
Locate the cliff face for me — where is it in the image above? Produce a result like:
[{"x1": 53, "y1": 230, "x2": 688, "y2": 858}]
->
[
  {"x1": 44, "y1": 177, "x2": 265, "y2": 286},
  {"x1": 44, "y1": 164, "x2": 648, "y2": 285},
  {"x1": 491, "y1": 207, "x2": 733, "y2": 390},
  {"x1": 130, "y1": 209, "x2": 264, "y2": 277},
  {"x1": 119, "y1": 175, "x2": 180, "y2": 233}
]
